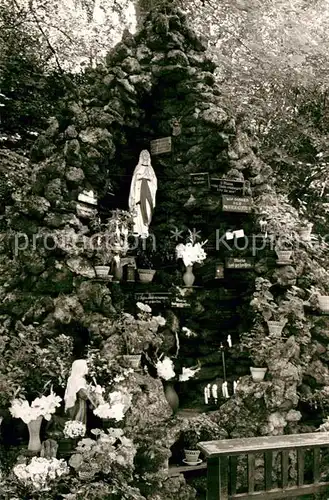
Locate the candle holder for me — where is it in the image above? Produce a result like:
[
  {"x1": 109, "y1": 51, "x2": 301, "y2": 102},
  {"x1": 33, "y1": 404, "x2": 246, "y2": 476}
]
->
[{"x1": 215, "y1": 262, "x2": 224, "y2": 279}]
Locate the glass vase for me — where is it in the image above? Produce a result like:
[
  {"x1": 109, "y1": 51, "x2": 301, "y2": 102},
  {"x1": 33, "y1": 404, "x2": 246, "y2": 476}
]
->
[
  {"x1": 27, "y1": 415, "x2": 43, "y2": 454},
  {"x1": 183, "y1": 265, "x2": 195, "y2": 287}
]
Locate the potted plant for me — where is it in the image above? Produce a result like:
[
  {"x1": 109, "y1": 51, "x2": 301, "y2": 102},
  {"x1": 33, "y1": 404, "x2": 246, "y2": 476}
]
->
[
  {"x1": 93, "y1": 241, "x2": 112, "y2": 279},
  {"x1": 182, "y1": 429, "x2": 202, "y2": 464},
  {"x1": 240, "y1": 328, "x2": 282, "y2": 382},
  {"x1": 298, "y1": 222, "x2": 313, "y2": 242},
  {"x1": 136, "y1": 248, "x2": 156, "y2": 283},
  {"x1": 307, "y1": 286, "x2": 329, "y2": 314},
  {"x1": 250, "y1": 278, "x2": 288, "y2": 335},
  {"x1": 118, "y1": 303, "x2": 165, "y2": 369}
]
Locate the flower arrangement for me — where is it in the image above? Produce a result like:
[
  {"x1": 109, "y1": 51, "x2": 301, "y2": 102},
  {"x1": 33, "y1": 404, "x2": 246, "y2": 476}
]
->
[
  {"x1": 63, "y1": 420, "x2": 86, "y2": 439},
  {"x1": 68, "y1": 428, "x2": 136, "y2": 482},
  {"x1": 13, "y1": 457, "x2": 69, "y2": 491},
  {"x1": 156, "y1": 356, "x2": 201, "y2": 383},
  {"x1": 176, "y1": 230, "x2": 207, "y2": 267},
  {"x1": 156, "y1": 356, "x2": 176, "y2": 380},
  {"x1": 240, "y1": 329, "x2": 285, "y2": 368},
  {"x1": 0, "y1": 326, "x2": 74, "y2": 407},
  {"x1": 118, "y1": 302, "x2": 165, "y2": 355},
  {"x1": 93, "y1": 389, "x2": 132, "y2": 421},
  {"x1": 10, "y1": 390, "x2": 61, "y2": 424},
  {"x1": 179, "y1": 366, "x2": 201, "y2": 382}
]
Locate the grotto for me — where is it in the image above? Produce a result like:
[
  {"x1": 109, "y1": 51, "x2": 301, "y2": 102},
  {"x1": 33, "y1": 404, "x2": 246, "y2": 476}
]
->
[{"x1": 2, "y1": 2, "x2": 329, "y2": 499}]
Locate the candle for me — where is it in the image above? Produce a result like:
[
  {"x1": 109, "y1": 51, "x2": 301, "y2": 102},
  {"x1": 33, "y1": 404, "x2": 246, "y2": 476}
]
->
[
  {"x1": 233, "y1": 381, "x2": 238, "y2": 394},
  {"x1": 227, "y1": 335, "x2": 232, "y2": 348},
  {"x1": 212, "y1": 384, "x2": 218, "y2": 402},
  {"x1": 204, "y1": 387, "x2": 209, "y2": 405},
  {"x1": 223, "y1": 381, "x2": 229, "y2": 398},
  {"x1": 207, "y1": 384, "x2": 211, "y2": 400}
]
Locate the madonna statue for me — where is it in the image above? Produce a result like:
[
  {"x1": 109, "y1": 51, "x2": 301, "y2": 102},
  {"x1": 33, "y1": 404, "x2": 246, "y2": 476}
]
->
[
  {"x1": 64, "y1": 360, "x2": 90, "y2": 425},
  {"x1": 128, "y1": 150, "x2": 157, "y2": 239}
]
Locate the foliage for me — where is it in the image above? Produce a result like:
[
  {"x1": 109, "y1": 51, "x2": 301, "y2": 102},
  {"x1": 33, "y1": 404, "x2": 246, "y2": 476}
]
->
[
  {"x1": 0, "y1": 324, "x2": 73, "y2": 406},
  {"x1": 0, "y1": 1, "x2": 67, "y2": 149},
  {"x1": 114, "y1": 304, "x2": 165, "y2": 354},
  {"x1": 69, "y1": 428, "x2": 136, "y2": 482},
  {"x1": 7, "y1": 0, "x2": 136, "y2": 73},
  {"x1": 181, "y1": 416, "x2": 225, "y2": 449},
  {"x1": 240, "y1": 327, "x2": 285, "y2": 367}
]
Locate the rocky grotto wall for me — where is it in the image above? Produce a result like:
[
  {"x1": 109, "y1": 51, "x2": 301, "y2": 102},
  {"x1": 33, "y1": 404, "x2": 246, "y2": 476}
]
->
[{"x1": 2, "y1": 2, "x2": 329, "y2": 498}]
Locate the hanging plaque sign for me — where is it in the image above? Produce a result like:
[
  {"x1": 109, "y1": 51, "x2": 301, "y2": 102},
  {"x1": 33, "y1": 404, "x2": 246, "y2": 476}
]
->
[
  {"x1": 134, "y1": 292, "x2": 170, "y2": 305},
  {"x1": 171, "y1": 297, "x2": 191, "y2": 308},
  {"x1": 150, "y1": 137, "x2": 172, "y2": 155},
  {"x1": 225, "y1": 257, "x2": 254, "y2": 269},
  {"x1": 210, "y1": 178, "x2": 245, "y2": 195},
  {"x1": 189, "y1": 172, "x2": 210, "y2": 188},
  {"x1": 222, "y1": 195, "x2": 252, "y2": 213}
]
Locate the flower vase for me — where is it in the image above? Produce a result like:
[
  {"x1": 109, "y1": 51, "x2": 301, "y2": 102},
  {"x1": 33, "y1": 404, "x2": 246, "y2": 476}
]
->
[
  {"x1": 27, "y1": 415, "x2": 43, "y2": 454},
  {"x1": 183, "y1": 265, "x2": 195, "y2": 287},
  {"x1": 112, "y1": 259, "x2": 123, "y2": 282},
  {"x1": 164, "y1": 382, "x2": 179, "y2": 414}
]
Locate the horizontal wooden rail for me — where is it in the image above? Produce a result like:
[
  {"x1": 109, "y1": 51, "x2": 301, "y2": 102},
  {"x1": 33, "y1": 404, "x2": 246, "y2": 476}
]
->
[
  {"x1": 198, "y1": 432, "x2": 329, "y2": 457},
  {"x1": 198, "y1": 433, "x2": 329, "y2": 500}
]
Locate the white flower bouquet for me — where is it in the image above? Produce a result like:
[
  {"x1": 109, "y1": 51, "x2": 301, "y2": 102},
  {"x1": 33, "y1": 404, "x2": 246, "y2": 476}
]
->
[
  {"x1": 63, "y1": 420, "x2": 86, "y2": 439},
  {"x1": 179, "y1": 366, "x2": 201, "y2": 382},
  {"x1": 176, "y1": 230, "x2": 207, "y2": 267},
  {"x1": 156, "y1": 356, "x2": 175, "y2": 380},
  {"x1": 93, "y1": 389, "x2": 132, "y2": 421},
  {"x1": 9, "y1": 390, "x2": 61, "y2": 424},
  {"x1": 13, "y1": 457, "x2": 69, "y2": 491}
]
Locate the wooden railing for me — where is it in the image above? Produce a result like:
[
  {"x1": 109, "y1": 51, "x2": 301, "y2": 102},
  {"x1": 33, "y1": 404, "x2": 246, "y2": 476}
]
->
[{"x1": 198, "y1": 433, "x2": 329, "y2": 500}]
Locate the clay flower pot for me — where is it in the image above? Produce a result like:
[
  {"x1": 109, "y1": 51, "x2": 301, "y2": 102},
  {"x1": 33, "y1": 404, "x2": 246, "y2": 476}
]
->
[
  {"x1": 275, "y1": 249, "x2": 293, "y2": 264},
  {"x1": 94, "y1": 266, "x2": 110, "y2": 278},
  {"x1": 250, "y1": 367, "x2": 267, "y2": 382},
  {"x1": 138, "y1": 269, "x2": 156, "y2": 283},
  {"x1": 267, "y1": 320, "x2": 286, "y2": 337},
  {"x1": 184, "y1": 449, "x2": 201, "y2": 464},
  {"x1": 299, "y1": 224, "x2": 313, "y2": 242},
  {"x1": 318, "y1": 295, "x2": 329, "y2": 314}
]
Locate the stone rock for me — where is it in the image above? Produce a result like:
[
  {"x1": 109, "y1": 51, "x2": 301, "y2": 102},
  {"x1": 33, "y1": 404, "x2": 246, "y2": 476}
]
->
[
  {"x1": 286, "y1": 409, "x2": 302, "y2": 422},
  {"x1": 129, "y1": 74, "x2": 153, "y2": 93},
  {"x1": 107, "y1": 42, "x2": 132, "y2": 64},
  {"x1": 121, "y1": 57, "x2": 141, "y2": 74},
  {"x1": 153, "y1": 13, "x2": 169, "y2": 35},
  {"x1": 65, "y1": 125, "x2": 78, "y2": 138},
  {"x1": 44, "y1": 117, "x2": 59, "y2": 138},
  {"x1": 166, "y1": 49, "x2": 189, "y2": 66},
  {"x1": 136, "y1": 44, "x2": 152, "y2": 63},
  {"x1": 272, "y1": 266, "x2": 297, "y2": 287},
  {"x1": 200, "y1": 105, "x2": 228, "y2": 126},
  {"x1": 76, "y1": 281, "x2": 115, "y2": 315},
  {"x1": 66, "y1": 257, "x2": 96, "y2": 278},
  {"x1": 305, "y1": 360, "x2": 329, "y2": 385},
  {"x1": 65, "y1": 167, "x2": 85, "y2": 184},
  {"x1": 13, "y1": 193, "x2": 51, "y2": 219},
  {"x1": 53, "y1": 295, "x2": 84, "y2": 324},
  {"x1": 44, "y1": 178, "x2": 63, "y2": 203},
  {"x1": 44, "y1": 212, "x2": 82, "y2": 229},
  {"x1": 269, "y1": 359, "x2": 302, "y2": 383},
  {"x1": 79, "y1": 127, "x2": 109, "y2": 145}
]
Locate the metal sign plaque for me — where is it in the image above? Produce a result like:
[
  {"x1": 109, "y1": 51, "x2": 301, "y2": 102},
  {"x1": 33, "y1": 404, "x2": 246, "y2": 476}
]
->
[
  {"x1": 222, "y1": 195, "x2": 252, "y2": 213},
  {"x1": 150, "y1": 137, "x2": 172, "y2": 155}
]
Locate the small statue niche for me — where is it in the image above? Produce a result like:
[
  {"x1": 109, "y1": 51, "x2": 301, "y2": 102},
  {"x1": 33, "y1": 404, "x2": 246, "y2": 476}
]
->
[{"x1": 170, "y1": 117, "x2": 182, "y2": 137}]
